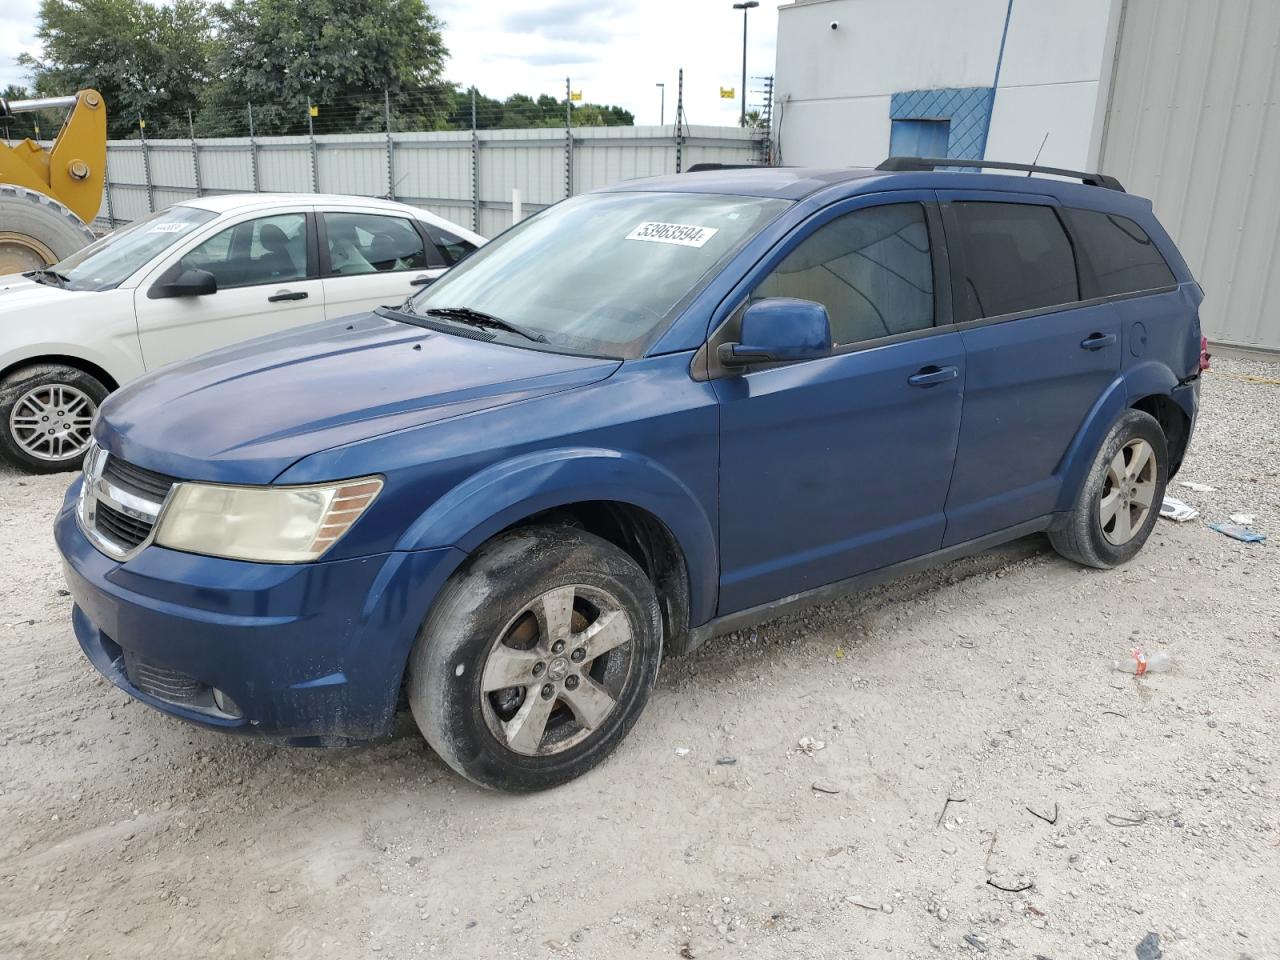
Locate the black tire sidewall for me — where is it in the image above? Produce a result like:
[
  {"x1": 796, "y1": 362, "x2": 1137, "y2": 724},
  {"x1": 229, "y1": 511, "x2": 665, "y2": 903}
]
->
[
  {"x1": 409, "y1": 527, "x2": 662, "y2": 791},
  {"x1": 0, "y1": 364, "x2": 108, "y2": 473},
  {"x1": 1077, "y1": 409, "x2": 1169, "y2": 567},
  {"x1": 0, "y1": 185, "x2": 96, "y2": 264}
]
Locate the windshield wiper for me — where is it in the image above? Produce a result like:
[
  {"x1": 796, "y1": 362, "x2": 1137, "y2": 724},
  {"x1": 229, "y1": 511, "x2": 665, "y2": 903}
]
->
[
  {"x1": 26, "y1": 268, "x2": 69, "y2": 288},
  {"x1": 423, "y1": 306, "x2": 549, "y2": 344}
]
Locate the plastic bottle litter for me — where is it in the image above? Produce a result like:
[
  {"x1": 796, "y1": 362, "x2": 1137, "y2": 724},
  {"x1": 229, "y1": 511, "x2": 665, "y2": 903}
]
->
[{"x1": 1113, "y1": 647, "x2": 1172, "y2": 676}]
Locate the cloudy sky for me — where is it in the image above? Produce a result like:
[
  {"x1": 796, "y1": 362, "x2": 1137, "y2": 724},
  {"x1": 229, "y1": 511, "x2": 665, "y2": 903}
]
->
[{"x1": 1, "y1": 0, "x2": 783, "y2": 126}]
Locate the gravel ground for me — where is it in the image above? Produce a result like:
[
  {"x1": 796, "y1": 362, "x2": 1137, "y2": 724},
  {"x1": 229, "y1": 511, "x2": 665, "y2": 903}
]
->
[{"x1": 1, "y1": 356, "x2": 1278, "y2": 960}]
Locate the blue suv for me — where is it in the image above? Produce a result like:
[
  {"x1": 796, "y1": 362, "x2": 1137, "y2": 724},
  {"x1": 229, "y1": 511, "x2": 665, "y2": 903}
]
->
[{"x1": 56, "y1": 158, "x2": 1204, "y2": 791}]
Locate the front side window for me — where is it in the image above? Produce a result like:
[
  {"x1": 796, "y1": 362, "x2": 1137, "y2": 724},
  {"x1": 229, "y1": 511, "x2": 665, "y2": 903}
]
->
[
  {"x1": 50, "y1": 205, "x2": 217, "y2": 291},
  {"x1": 179, "y1": 213, "x2": 307, "y2": 289},
  {"x1": 753, "y1": 203, "x2": 934, "y2": 346},
  {"x1": 951, "y1": 201, "x2": 1079, "y2": 320},
  {"x1": 324, "y1": 212, "x2": 429, "y2": 275},
  {"x1": 1063, "y1": 208, "x2": 1176, "y2": 297},
  {"x1": 409, "y1": 191, "x2": 790, "y2": 358}
]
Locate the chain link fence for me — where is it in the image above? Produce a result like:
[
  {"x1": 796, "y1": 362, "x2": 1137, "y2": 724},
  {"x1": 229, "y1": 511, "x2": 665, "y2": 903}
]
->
[{"x1": 94, "y1": 81, "x2": 769, "y2": 237}]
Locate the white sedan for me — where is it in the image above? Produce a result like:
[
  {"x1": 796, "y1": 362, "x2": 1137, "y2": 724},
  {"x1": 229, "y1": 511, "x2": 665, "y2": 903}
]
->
[{"x1": 0, "y1": 194, "x2": 484, "y2": 472}]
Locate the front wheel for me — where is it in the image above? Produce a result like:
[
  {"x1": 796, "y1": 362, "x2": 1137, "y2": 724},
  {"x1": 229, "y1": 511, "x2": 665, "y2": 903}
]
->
[
  {"x1": 1049, "y1": 408, "x2": 1168, "y2": 569},
  {"x1": 0, "y1": 363, "x2": 108, "y2": 473},
  {"x1": 407, "y1": 526, "x2": 662, "y2": 791}
]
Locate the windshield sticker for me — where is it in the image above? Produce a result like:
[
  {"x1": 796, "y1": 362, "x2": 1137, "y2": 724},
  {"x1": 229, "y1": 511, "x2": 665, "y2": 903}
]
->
[
  {"x1": 625, "y1": 221, "x2": 719, "y2": 248},
  {"x1": 149, "y1": 222, "x2": 188, "y2": 233}
]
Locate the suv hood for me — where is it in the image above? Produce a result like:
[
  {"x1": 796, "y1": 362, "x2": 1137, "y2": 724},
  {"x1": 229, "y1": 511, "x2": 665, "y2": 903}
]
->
[{"x1": 96, "y1": 311, "x2": 620, "y2": 484}]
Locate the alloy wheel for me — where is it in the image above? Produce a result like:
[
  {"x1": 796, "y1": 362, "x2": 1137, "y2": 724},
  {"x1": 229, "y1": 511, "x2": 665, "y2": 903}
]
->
[
  {"x1": 9, "y1": 383, "x2": 96, "y2": 462},
  {"x1": 480, "y1": 584, "x2": 634, "y2": 756},
  {"x1": 1099, "y1": 437, "x2": 1157, "y2": 545}
]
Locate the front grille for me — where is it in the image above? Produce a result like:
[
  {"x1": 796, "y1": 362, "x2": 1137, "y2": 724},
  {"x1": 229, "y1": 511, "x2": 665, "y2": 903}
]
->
[
  {"x1": 123, "y1": 650, "x2": 205, "y2": 706},
  {"x1": 102, "y1": 457, "x2": 176, "y2": 501},
  {"x1": 95, "y1": 501, "x2": 153, "y2": 549},
  {"x1": 82, "y1": 448, "x2": 177, "y2": 558}
]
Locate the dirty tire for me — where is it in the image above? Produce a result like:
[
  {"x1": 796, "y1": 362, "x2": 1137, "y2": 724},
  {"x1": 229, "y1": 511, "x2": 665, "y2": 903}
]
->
[
  {"x1": 1049, "y1": 408, "x2": 1168, "y2": 569},
  {"x1": 0, "y1": 363, "x2": 109, "y2": 473},
  {"x1": 0, "y1": 185, "x2": 96, "y2": 273},
  {"x1": 408, "y1": 525, "x2": 662, "y2": 792}
]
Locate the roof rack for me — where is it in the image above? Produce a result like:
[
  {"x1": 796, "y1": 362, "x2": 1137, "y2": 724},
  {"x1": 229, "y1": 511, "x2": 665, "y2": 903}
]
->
[
  {"x1": 875, "y1": 156, "x2": 1125, "y2": 192},
  {"x1": 685, "y1": 162, "x2": 764, "y2": 172}
]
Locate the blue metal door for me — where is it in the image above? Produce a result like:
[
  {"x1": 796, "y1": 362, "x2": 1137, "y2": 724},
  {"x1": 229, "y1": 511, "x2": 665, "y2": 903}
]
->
[
  {"x1": 711, "y1": 192, "x2": 964, "y2": 616},
  {"x1": 937, "y1": 191, "x2": 1124, "y2": 545},
  {"x1": 890, "y1": 119, "x2": 950, "y2": 158}
]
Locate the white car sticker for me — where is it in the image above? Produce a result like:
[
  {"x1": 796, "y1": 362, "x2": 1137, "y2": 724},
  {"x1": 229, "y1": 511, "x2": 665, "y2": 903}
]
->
[
  {"x1": 149, "y1": 223, "x2": 188, "y2": 233},
  {"x1": 625, "y1": 221, "x2": 719, "y2": 248}
]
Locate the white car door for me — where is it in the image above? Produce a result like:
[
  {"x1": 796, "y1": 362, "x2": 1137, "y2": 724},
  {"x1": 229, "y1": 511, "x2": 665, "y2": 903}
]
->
[
  {"x1": 133, "y1": 209, "x2": 326, "y2": 369},
  {"x1": 317, "y1": 209, "x2": 445, "y2": 319}
]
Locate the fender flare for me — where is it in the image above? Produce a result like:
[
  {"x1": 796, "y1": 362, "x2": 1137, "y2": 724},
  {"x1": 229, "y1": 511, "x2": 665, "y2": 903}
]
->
[
  {"x1": 395, "y1": 446, "x2": 719, "y2": 625},
  {"x1": 1053, "y1": 363, "x2": 1181, "y2": 512}
]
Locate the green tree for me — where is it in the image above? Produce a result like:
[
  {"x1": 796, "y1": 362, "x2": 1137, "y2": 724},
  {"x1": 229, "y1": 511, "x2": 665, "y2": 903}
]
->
[
  {"x1": 571, "y1": 103, "x2": 634, "y2": 127},
  {"x1": 18, "y1": 0, "x2": 213, "y2": 139},
  {"x1": 1, "y1": 85, "x2": 49, "y2": 141},
  {"x1": 204, "y1": 0, "x2": 449, "y2": 135}
]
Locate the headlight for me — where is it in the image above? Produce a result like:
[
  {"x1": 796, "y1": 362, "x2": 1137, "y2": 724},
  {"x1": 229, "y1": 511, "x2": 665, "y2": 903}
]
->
[{"x1": 153, "y1": 477, "x2": 383, "y2": 563}]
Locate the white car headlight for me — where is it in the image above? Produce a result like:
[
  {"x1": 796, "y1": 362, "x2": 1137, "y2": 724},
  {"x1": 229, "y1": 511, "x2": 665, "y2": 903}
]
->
[{"x1": 154, "y1": 477, "x2": 383, "y2": 563}]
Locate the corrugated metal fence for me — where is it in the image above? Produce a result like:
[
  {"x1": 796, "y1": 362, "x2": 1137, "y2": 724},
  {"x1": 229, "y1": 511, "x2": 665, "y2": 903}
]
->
[
  {"x1": 1099, "y1": 0, "x2": 1280, "y2": 353},
  {"x1": 100, "y1": 125, "x2": 762, "y2": 238}
]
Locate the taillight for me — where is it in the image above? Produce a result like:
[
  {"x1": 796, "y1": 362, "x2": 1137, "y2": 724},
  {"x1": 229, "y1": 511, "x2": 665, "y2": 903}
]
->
[{"x1": 1199, "y1": 335, "x2": 1211, "y2": 371}]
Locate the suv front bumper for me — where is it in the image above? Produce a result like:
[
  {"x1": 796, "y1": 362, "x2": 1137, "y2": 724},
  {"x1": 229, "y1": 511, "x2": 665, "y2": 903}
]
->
[{"x1": 55, "y1": 479, "x2": 462, "y2": 742}]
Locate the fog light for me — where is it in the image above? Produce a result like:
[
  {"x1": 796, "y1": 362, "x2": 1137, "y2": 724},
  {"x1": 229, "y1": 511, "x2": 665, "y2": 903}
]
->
[{"x1": 211, "y1": 688, "x2": 243, "y2": 718}]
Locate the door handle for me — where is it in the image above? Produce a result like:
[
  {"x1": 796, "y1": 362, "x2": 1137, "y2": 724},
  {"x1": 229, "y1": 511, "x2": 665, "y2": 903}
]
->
[
  {"x1": 1080, "y1": 332, "x2": 1117, "y2": 351},
  {"x1": 409, "y1": 275, "x2": 434, "y2": 287},
  {"x1": 268, "y1": 290, "x2": 308, "y2": 302},
  {"x1": 908, "y1": 365, "x2": 959, "y2": 388}
]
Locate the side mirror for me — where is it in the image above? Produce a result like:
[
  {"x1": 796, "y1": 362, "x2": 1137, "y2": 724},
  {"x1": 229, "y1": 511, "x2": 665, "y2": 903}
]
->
[
  {"x1": 149, "y1": 268, "x2": 218, "y2": 299},
  {"x1": 717, "y1": 297, "x2": 833, "y2": 368}
]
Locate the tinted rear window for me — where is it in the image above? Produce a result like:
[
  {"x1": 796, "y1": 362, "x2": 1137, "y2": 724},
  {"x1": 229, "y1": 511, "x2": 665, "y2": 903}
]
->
[
  {"x1": 1063, "y1": 208, "x2": 1177, "y2": 297},
  {"x1": 951, "y1": 202, "x2": 1079, "y2": 321}
]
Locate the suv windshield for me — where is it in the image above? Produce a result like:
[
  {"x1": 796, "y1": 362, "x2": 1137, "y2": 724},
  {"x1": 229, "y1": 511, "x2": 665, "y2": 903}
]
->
[
  {"x1": 407, "y1": 191, "x2": 790, "y2": 358},
  {"x1": 43, "y1": 205, "x2": 217, "y2": 292}
]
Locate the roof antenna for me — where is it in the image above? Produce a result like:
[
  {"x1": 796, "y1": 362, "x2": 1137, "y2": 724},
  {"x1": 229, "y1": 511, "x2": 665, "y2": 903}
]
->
[{"x1": 1027, "y1": 132, "x2": 1049, "y2": 174}]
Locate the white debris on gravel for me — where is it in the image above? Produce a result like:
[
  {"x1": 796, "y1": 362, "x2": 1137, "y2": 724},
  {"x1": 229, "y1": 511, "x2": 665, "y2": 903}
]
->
[{"x1": 0, "y1": 356, "x2": 1278, "y2": 958}]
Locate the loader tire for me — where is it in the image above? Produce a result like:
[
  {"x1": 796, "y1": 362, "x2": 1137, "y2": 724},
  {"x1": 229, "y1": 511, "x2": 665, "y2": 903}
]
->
[{"x1": 0, "y1": 184, "x2": 96, "y2": 275}]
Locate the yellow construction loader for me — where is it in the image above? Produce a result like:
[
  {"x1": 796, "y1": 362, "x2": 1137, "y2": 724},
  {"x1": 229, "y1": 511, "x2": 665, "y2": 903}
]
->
[{"x1": 0, "y1": 89, "x2": 106, "y2": 274}]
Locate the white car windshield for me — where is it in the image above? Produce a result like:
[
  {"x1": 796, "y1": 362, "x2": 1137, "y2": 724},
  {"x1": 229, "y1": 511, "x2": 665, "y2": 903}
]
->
[
  {"x1": 42, "y1": 205, "x2": 217, "y2": 292},
  {"x1": 406, "y1": 191, "x2": 790, "y2": 358}
]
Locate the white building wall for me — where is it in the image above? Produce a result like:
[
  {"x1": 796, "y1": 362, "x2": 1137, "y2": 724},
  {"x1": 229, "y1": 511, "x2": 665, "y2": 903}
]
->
[
  {"x1": 984, "y1": 0, "x2": 1115, "y2": 170},
  {"x1": 774, "y1": 0, "x2": 1116, "y2": 171}
]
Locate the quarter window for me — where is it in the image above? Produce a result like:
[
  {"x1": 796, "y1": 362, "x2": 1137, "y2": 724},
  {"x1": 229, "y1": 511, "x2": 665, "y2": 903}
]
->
[
  {"x1": 323, "y1": 212, "x2": 430, "y2": 275},
  {"x1": 179, "y1": 213, "x2": 307, "y2": 289},
  {"x1": 951, "y1": 202, "x2": 1079, "y2": 320},
  {"x1": 753, "y1": 203, "x2": 935, "y2": 346},
  {"x1": 425, "y1": 224, "x2": 478, "y2": 265},
  {"x1": 1063, "y1": 208, "x2": 1176, "y2": 297}
]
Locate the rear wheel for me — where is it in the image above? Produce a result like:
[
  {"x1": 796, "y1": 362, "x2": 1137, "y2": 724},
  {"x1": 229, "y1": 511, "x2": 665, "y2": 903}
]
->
[
  {"x1": 1049, "y1": 408, "x2": 1168, "y2": 569},
  {"x1": 0, "y1": 364, "x2": 107, "y2": 473},
  {"x1": 0, "y1": 185, "x2": 95, "y2": 274},
  {"x1": 407, "y1": 526, "x2": 662, "y2": 791}
]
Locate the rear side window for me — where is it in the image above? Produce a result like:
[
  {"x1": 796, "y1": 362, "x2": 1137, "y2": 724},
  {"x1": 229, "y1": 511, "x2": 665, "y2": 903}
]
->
[
  {"x1": 951, "y1": 202, "x2": 1079, "y2": 320},
  {"x1": 753, "y1": 202, "x2": 934, "y2": 346},
  {"x1": 1063, "y1": 208, "x2": 1176, "y2": 297},
  {"x1": 323, "y1": 212, "x2": 430, "y2": 275}
]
